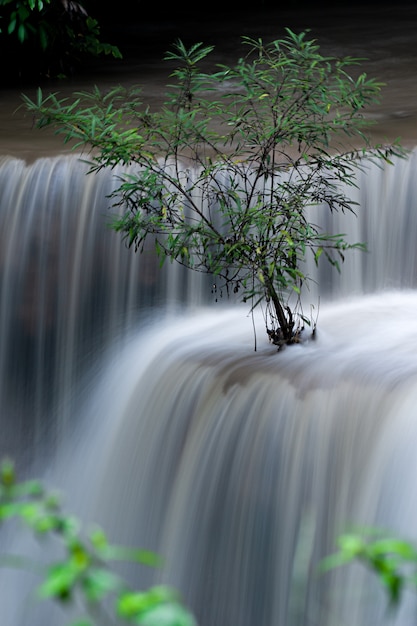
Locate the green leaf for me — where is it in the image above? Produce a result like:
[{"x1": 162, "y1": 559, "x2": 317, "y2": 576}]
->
[
  {"x1": 0, "y1": 458, "x2": 16, "y2": 487},
  {"x1": 38, "y1": 24, "x2": 48, "y2": 50},
  {"x1": 38, "y1": 563, "x2": 79, "y2": 601},
  {"x1": 132, "y1": 549, "x2": 164, "y2": 567},
  {"x1": 117, "y1": 586, "x2": 180, "y2": 618},
  {"x1": 314, "y1": 247, "x2": 323, "y2": 265},
  {"x1": 369, "y1": 538, "x2": 417, "y2": 561},
  {"x1": 7, "y1": 16, "x2": 16, "y2": 34},
  {"x1": 136, "y1": 603, "x2": 197, "y2": 626},
  {"x1": 17, "y1": 23, "x2": 27, "y2": 43},
  {"x1": 338, "y1": 533, "x2": 366, "y2": 557},
  {"x1": 81, "y1": 567, "x2": 122, "y2": 602}
]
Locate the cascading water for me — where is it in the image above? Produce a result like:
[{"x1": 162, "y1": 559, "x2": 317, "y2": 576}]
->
[
  {"x1": 0, "y1": 155, "x2": 209, "y2": 467},
  {"x1": 2, "y1": 148, "x2": 417, "y2": 625}
]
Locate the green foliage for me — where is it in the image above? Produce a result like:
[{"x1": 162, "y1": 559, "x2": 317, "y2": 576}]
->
[
  {"x1": 23, "y1": 29, "x2": 405, "y2": 345},
  {"x1": 0, "y1": 0, "x2": 121, "y2": 79},
  {"x1": 0, "y1": 458, "x2": 197, "y2": 625},
  {"x1": 321, "y1": 527, "x2": 417, "y2": 610}
]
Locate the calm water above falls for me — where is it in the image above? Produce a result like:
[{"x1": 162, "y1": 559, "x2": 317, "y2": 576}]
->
[
  {"x1": 2, "y1": 5, "x2": 417, "y2": 626},
  {"x1": 1, "y1": 4, "x2": 417, "y2": 159}
]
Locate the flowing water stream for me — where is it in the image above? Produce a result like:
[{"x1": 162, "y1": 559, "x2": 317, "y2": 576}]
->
[{"x1": 2, "y1": 5, "x2": 417, "y2": 625}]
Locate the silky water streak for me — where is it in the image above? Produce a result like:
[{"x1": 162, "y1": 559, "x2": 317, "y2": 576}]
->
[{"x1": 1, "y1": 151, "x2": 417, "y2": 625}]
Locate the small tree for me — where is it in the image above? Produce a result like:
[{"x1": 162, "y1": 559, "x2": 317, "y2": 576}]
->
[{"x1": 23, "y1": 29, "x2": 404, "y2": 347}]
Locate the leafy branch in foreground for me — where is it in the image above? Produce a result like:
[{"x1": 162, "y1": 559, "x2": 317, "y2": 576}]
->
[
  {"x1": 321, "y1": 527, "x2": 417, "y2": 610},
  {"x1": 23, "y1": 29, "x2": 405, "y2": 348},
  {"x1": 0, "y1": 458, "x2": 196, "y2": 626},
  {"x1": 0, "y1": 0, "x2": 122, "y2": 80}
]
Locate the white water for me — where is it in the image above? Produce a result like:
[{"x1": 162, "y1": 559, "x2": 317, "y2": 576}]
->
[
  {"x1": 5, "y1": 292, "x2": 417, "y2": 625},
  {"x1": 78, "y1": 293, "x2": 417, "y2": 626},
  {"x1": 1, "y1": 6, "x2": 417, "y2": 623},
  {"x1": 1, "y1": 149, "x2": 416, "y2": 466},
  {"x1": 0, "y1": 155, "x2": 210, "y2": 466},
  {"x1": 1, "y1": 147, "x2": 417, "y2": 625}
]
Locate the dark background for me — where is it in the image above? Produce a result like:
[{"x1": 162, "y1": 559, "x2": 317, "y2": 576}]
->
[
  {"x1": 2, "y1": 0, "x2": 415, "y2": 85},
  {"x1": 87, "y1": 1, "x2": 416, "y2": 60}
]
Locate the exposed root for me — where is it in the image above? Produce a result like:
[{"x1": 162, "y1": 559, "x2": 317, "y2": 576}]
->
[{"x1": 267, "y1": 325, "x2": 315, "y2": 350}]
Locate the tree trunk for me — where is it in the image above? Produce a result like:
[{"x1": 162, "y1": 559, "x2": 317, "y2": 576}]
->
[{"x1": 264, "y1": 275, "x2": 293, "y2": 343}]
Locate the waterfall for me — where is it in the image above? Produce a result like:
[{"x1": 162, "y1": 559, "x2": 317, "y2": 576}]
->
[
  {"x1": 0, "y1": 155, "x2": 208, "y2": 466},
  {"x1": 66, "y1": 294, "x2": 417, "y2": 626},
  {"x1": 1, "y1": 149, "x2": 417, "y2": 625}
]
